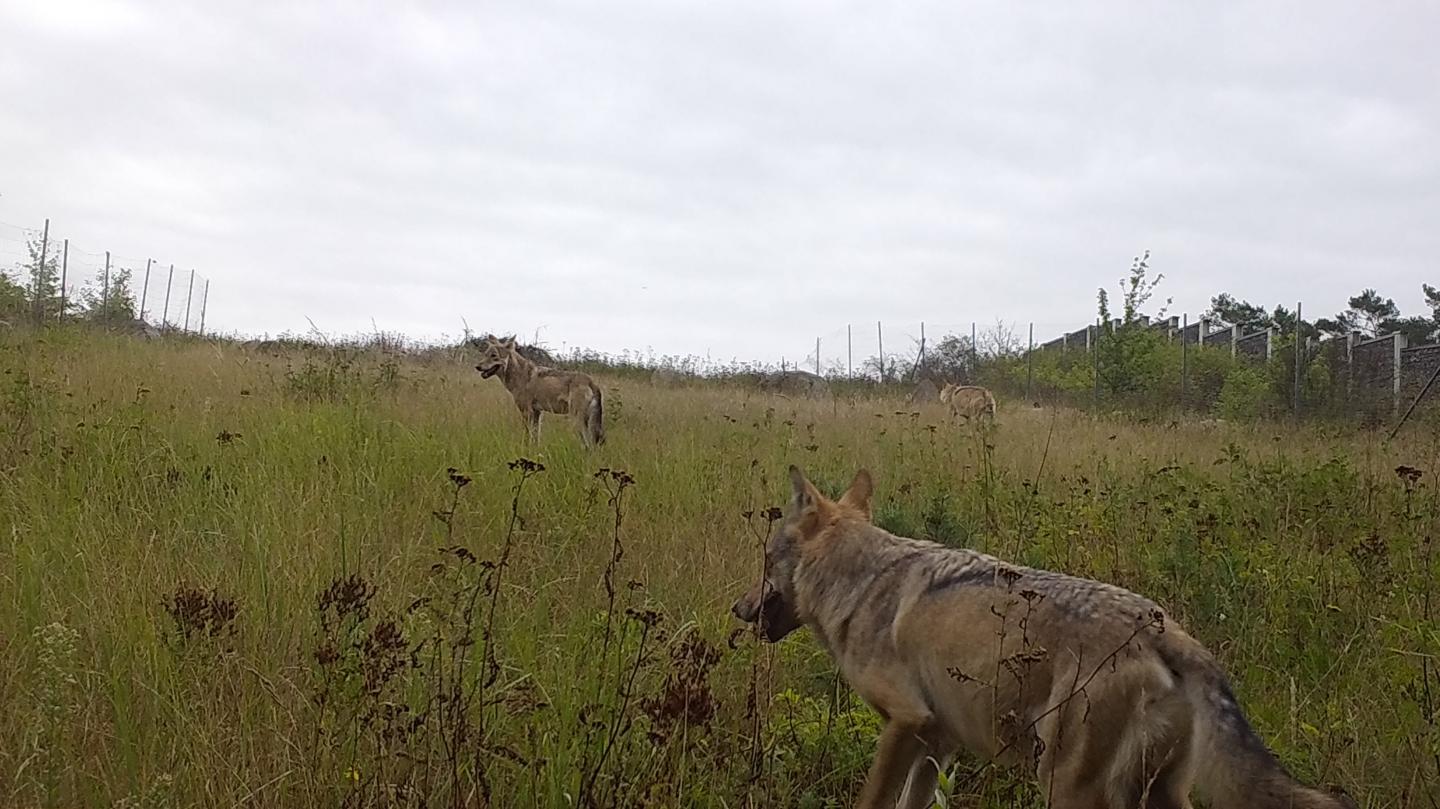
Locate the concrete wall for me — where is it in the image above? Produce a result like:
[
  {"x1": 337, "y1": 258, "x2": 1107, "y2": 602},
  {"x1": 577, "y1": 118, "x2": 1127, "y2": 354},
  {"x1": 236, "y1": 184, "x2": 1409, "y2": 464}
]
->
[{"x1": 1235, "y1": 328, "x2": 1271, "y2": 363}]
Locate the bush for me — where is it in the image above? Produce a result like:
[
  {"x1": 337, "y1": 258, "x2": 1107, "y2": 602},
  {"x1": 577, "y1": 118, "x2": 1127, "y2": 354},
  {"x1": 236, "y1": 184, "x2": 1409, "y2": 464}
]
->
[{"x1": 1215, "y1": 365, "x2": 1273, "y2": 420}]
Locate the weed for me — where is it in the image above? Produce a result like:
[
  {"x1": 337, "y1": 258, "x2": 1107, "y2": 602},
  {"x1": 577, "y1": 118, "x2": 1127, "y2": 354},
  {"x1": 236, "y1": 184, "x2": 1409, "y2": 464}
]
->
[
  {"x1": 162, "y1": 584, "x2": 238, "y2": 647},
  {"x1": 25, "y1": 622, "x2": 80, "y2": 809}
]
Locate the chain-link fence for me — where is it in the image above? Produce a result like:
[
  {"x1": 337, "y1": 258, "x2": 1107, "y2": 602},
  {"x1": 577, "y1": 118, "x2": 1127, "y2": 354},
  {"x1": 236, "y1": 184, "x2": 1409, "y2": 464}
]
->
[
  {"x1": 0, "y1": 217, "x2": 211, "y2": 332},
  {"x1": 780, "y1": 314, "x2": 1437, "y2": 423}
]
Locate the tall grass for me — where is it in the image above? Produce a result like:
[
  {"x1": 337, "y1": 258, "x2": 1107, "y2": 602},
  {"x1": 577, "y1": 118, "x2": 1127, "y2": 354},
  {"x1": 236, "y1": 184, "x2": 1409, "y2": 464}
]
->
[{"x1": 0, "y1": 327, "x2": 1436, "y2": 807}]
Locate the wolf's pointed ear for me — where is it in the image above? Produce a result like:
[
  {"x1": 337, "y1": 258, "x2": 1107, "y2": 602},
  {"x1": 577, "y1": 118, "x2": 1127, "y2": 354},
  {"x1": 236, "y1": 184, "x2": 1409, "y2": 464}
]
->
[
  {"x1": 788, "y1": 465, "x2": 820, "y2": 511},
  {"x1": 838, "y1": 469, "x2": 873, "y2": 520}
]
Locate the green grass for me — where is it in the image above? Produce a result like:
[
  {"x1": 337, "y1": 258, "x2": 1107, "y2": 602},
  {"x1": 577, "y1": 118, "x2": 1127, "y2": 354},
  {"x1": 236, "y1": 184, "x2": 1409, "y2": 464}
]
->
[{"x1": 1, "y1": 327, "x2": 1437, "y2": 808}]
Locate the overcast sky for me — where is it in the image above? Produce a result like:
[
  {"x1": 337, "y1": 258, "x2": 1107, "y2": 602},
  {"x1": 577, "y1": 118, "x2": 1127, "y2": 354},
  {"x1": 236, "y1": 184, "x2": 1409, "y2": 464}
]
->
[{"x1": 2, "y1": 1, "x2": 1436, "y2": 365}]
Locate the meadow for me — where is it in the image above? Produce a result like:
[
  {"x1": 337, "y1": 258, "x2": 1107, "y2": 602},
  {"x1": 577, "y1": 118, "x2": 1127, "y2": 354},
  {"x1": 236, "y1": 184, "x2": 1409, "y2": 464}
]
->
[{"x1": 1, "y1": 328, "x2": 1436, "y2": 808}]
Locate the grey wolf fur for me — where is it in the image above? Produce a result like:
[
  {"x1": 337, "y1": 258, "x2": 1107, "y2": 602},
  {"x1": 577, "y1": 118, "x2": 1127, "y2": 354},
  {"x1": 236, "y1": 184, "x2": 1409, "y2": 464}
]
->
[
  {"x1": 939, "y1": 383, "x2": 997, "y2": 422},
  {"x1": 759, "y1": 370, "x2": 831, "y2": 400},
  {"x1": 907, "y1": 379, "x2": 941, "y2": 405},
  {"x1": 472, "y1": 335, "x2": 604, "y2": 446},
  {"x1": 732, "y1": 467, "x2": 1355, "y2": 809}
]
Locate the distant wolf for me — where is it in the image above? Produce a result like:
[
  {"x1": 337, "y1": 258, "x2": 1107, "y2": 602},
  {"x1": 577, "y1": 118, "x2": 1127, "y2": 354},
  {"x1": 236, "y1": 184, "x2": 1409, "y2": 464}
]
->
[
  {"x1": 758, "y1": 369, "x2": 831, "y2": 400},
  {"x1": 939, "y1": 383, "x2": 996, "y2": 422},
  {"x1": 472, "y1": 335, "x2": 605, "y2": 446},
  {"x1": 732, "y1": 466, "x2": 1355, "y2": 809}
]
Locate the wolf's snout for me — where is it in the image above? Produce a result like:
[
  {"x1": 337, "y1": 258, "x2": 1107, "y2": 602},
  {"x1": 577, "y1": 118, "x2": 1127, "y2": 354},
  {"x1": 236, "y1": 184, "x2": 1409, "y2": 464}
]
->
[{"x1": 731, "y1": 594, "x2": 758, "y2": 623}]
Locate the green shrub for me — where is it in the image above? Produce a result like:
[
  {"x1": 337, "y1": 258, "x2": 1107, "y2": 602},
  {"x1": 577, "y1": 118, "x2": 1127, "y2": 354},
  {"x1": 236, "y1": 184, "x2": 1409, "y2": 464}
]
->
[{"x1": 1215, "y1": 365, "x2": 1273, "y2": 420}]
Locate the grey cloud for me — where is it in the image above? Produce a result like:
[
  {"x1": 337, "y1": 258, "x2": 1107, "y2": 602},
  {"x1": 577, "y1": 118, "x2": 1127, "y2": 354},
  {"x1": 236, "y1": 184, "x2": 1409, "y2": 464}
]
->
[{"x1": 1, "y1": 0, "x2": 1436, "y2": 363}]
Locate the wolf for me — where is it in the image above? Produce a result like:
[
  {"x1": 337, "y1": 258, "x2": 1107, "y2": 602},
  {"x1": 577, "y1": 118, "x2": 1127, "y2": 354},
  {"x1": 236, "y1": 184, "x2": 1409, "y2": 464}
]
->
[
  {"x1": 732, "y1": 467, "x2": 1355, "y2": 809},
  {"x1": 939, "y1": 383, "x2": 997, "y2": 422},
  {"x1": 759, "y1": 370, "x2": 831, "y2": 400},
  {"x1": 472, "y1": 335, "x2": 605, "y2": 446}
]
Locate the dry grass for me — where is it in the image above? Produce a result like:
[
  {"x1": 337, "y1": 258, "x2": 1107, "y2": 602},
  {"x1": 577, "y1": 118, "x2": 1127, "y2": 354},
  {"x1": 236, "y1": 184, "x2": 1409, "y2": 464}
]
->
[{"x1": 0, "y1": 327, "x2": 1436, "y2": 808}]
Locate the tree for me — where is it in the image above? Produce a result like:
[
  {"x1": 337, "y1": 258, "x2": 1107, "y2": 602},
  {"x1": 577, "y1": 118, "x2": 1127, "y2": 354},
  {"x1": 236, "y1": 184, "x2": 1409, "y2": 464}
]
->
[
  {"x1": 20, "y1": 236, "x2": 63, "y2": 323},
  {"x1": 1343, "y1": 289, "x2": 1399, "y2": 336},
  {"x1": 1206, "y1": 293, "x2": 1269, "y2": 327},
  {"x1": 1374, "y1": 283, "x2": 1440, "y2": 344},
  {"x1": 0, "y1": 271, "x2": 26, "y2": 321},
  {"x1": 924, "y1": 334, "x2": 978, "y2": 382},
  {"x1": 977, "y1": 320, "x2": 1025, "y2": 360},
  {"x1": 79, "y1": 266, "x2": 137, "y2": 322},
  {"x1": 1313, "y1": 315, "x2": 1357, "y2": 339},
  {"x1": 1416, "y1": 283, "x2": 1440, "y2": 341},
  {"x1": 1096, "y1": 251, "x2": 1170, "y2": 396},
  {"x1": 1269, "y1": 304, "x2": 1316, "y2": 340},
  {"x1": 1103, "y1": 251, "x2": 1169, "y2": 325},
  {"x1": 860, "y1": 354, "x2": 893, "y2": 383},
  {"x1": 1382, "y1": 315, "x2": 1434, "y2": 345}
]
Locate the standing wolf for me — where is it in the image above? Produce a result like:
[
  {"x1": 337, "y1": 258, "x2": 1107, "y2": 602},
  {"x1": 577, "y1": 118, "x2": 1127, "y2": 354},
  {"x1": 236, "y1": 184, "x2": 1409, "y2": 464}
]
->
[
  {"x1": 472, "y1": 335, "x2": 605, "y2": 446},
  {"x1": 939, "y1": 383, "x2": 997, "y2": 422},
  {"x1": 732, "y1": 467, "x2": 1354, "y2": 809}
]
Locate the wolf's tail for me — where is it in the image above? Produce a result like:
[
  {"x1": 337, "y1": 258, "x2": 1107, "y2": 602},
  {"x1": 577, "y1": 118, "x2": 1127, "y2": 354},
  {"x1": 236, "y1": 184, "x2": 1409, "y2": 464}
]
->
[
  {"x1": 587, "y1": 383, "x2": 605, "y2": 445},
  {"x1": 1191, "y1": 666, "x2": 1354, "y2": 808}
]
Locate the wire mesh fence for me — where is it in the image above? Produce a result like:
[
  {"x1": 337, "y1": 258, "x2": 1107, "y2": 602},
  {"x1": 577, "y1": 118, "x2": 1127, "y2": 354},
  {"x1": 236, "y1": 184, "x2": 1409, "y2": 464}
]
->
[
  {"x1": 0, "y1": 217, "x2": 211, "y2": 332},
  {"x1": 780, "y1": 315, "x2": 1436, "y2": 424},
  {"x1": 785, "y1": 319, "x2": 1092, "y2": 381},
  {"x1": 1, "y1": 214, "x2": 1432, "y2": 424}
]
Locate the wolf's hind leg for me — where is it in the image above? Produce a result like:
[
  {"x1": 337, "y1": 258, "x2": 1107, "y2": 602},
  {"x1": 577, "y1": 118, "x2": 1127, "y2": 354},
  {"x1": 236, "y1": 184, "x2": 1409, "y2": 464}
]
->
[
  {"x1": 896, "y1": 742, "x2": 952, "y2": 809},
  {"x1": 570, "y1": 389, "x2": 594, "y2": 447}
]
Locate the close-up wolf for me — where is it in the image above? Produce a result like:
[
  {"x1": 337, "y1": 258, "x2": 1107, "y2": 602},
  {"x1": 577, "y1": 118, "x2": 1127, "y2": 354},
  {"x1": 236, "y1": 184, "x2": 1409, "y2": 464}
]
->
[{"x1": 733, "y1": 466, "x2": 1355, "y2": 809}]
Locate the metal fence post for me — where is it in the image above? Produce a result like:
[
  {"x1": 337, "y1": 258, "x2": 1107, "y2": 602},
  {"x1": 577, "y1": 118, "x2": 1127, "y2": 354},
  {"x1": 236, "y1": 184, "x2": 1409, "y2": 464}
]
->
[
  {"x1": 847, "y1": 324, "x2": 853, "y2": 378},
  {"x1": 1293, "y1": 302, "x2": 1303, "y2": 420},
  {"x1": 1093, "y1": 317, "x2": 1101, "y2": 409},
  {"x1": 971, "y1": 321, "x2": 977, "y2": 380},
  {"x1": 59, "y1": 239, "x2": 69, "y2": 322},
  {"x1": 139, "y1": 259, "x2": 152, "y2": 322},
  {"x1": 162, "y1": 263, "x2": 174, "y2": 328},
  {"x1": 1345, "y1": 331, "x2": 1353, "y2": 399},
  {"x1": 199, "y1": 280, "x2": 210, "y2": 335},
  {"x1": 919, "y1": 321, "x2": 926, "y2": 376},
  {"x1": 1181, "y1": 312, "x2": 1188, "y2": 409},
  {"x1": 1393, "y1": 332, "x2": 1407, "y2": 417},
  {"x1": 1026, "y1": 322, "x2": 1034, "y2": 401},
  {"x1": 877, "y1": 321, "x2": 885, "y2": 382},
  {"x1": 102, "y1": 250, "x2": 111, "y2": 325},
  {"x1": 33, "y1": 219, "x2": 49, "y2": 325},
  {"x1": 183, "y1": 270, "x2": 195, "y2": 331}
]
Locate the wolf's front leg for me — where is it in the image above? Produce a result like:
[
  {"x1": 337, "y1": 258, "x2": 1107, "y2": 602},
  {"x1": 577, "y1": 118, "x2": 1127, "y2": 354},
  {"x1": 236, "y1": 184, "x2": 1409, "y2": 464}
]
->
[
  {"x1": 519, "y1": 406, "x2": 541, "y2": 442},
  {"x1": 856, "y1": 720, "x2": 927, "y2": 809}
]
